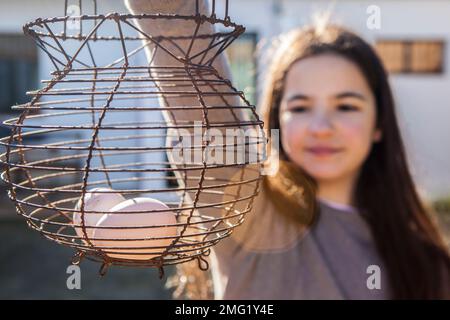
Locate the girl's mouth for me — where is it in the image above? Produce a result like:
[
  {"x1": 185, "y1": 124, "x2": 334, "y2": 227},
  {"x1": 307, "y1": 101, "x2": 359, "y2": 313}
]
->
[{"x1": 305, "y1": 147, "x2": 343, "y2": 156}]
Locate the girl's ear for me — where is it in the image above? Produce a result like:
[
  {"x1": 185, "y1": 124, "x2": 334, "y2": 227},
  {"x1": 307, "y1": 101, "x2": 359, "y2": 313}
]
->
[{"x1": 373, "y1": 128, "x2": 382, "y2": 143}]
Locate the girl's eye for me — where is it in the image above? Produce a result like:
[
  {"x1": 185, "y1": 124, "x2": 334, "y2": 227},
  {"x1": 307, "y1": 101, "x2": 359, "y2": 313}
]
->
[
  {"x1": 288, "y1": 106, "x2": 309, "y2": 113},
  {"x1": 337, "y1": 104, "x2": 359, "y2": 112}
]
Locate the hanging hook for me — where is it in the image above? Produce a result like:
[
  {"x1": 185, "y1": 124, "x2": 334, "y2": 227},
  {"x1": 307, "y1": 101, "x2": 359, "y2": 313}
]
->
[
  {"x1": 99, "y1": 261, "x2": 111, "y2": 276},
  {"x1": 224, "y1": 0, "x2": 230, "y2": 21},
  {"x1": 202, "y1": 248, "x2": 211, "y2": 257},
  {"x1": 195, "y1": 0, "x2": 199, "y2": 16},
  {"x1": 158, "y1": 266, "x2": 165, "y2": 279},
  {"x1": 152, "y1": 256, "x2": 166, "y2": 279},
  {"x1": 197, "y1": 255, "x2": 209, "y2": 271}
]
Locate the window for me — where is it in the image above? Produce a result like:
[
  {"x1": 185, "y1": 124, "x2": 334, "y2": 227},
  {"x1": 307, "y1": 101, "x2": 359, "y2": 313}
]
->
[
  {"x1": 225, "y1": 32, "x2": 258, "y2": 105},
  {"x1": 375, "y1": 40, "x2": 444, "y2": 74},
  {"x1": 0, "y1": 34, "x2": 38, "y2": 115}
]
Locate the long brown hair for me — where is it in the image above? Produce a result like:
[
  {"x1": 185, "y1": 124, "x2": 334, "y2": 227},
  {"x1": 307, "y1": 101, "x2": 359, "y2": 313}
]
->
[{"x1": 260, "y1": 24, "x2": 450, "y2": 299}]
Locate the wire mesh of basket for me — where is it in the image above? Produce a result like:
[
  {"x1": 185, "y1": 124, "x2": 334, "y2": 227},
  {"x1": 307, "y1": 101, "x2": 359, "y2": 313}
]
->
[{"x1": 0, "y1": 0, "x2": 266, "y2": 278}]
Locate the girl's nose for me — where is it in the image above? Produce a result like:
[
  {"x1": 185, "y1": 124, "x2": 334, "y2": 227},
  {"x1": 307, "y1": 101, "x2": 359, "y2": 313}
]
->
[{"x1": 308, "y1": 112, "x2": 334, "y2": 137}]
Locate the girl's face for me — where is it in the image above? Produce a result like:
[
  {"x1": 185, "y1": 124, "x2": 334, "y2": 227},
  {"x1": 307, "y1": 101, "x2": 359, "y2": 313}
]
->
[{"x1": 279, "y1": 53, "x2": 382, "y2": 182}]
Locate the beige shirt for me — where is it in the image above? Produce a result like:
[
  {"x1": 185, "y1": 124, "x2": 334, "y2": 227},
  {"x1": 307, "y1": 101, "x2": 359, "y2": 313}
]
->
[{"x1": 210, "y1": 186, "x2": 392, "y2": 299}]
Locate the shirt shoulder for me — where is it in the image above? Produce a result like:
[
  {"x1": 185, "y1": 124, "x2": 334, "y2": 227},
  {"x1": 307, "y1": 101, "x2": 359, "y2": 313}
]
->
[{"x1": 218, "y1": 183, "x2": 310, "y2": 254}]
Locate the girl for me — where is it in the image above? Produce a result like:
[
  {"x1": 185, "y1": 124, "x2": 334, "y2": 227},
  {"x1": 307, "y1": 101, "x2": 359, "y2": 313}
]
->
[{"x1": 125, "y1": 0, "x2": 450, "y2": 299}]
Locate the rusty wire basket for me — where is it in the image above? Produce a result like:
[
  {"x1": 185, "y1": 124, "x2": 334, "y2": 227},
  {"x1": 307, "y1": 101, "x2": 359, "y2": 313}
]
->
[{"x1": 0, "y1": 0, "x2": 265, "y2": 277}]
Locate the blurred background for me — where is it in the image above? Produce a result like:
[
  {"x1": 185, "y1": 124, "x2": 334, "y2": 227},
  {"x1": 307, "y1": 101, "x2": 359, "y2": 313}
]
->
[{"x1": 0, "y1": 0, "x2": 449, "y2": 299}]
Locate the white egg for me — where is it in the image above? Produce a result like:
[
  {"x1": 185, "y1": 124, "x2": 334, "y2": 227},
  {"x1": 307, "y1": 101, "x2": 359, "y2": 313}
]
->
[
  {"x1": 92, "y1": 197, "x2": 178, "y2": 261},
  {"x1": 73, "y1": 187, "x2": 126, "y2": 240}
]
